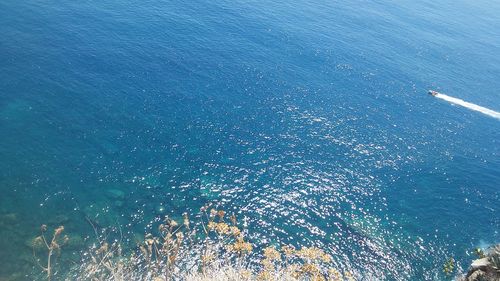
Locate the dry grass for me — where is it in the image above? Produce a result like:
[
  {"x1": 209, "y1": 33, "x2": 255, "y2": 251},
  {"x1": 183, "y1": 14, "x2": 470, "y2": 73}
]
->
[
  {"x1": 33, "y1": 205, "x2": 355, "y2": 281},
  {"x1": 31, "y1": 225, "x2": 68, "y2": 281}
]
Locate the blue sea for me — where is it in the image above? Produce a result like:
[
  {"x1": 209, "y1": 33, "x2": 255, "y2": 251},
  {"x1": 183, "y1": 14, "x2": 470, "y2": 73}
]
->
[{"x1": 1, "y1": 0, "x2": 499, "y2": 280}]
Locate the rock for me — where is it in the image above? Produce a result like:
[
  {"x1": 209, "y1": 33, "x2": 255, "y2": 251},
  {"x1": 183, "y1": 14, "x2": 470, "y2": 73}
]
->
[
  {"x1": 199, "y1": 176, "x2": 221, "y2": 200},
  {"x1": 48, "y1": 214, "x2": 70, "y2": 225},
  {"x1": 19, "y1": 252, "x2": 34, "y2": 263},
  {"x1": 467, "y1": 270, "x2": 486, "y2": 281},
  {"x1": 83, "y1": 204, "x2": 115, "y2": 227},
  {"x1": 25, "y1": 236, "x2": 46, "y2": 251},
  {"x1": 169, "y1": 215, "x2": 184, "y2": 227},
  {"x1": 3, "y1": 271, "x2": 25, "y2": 281},
  {"x1": 114, "y1": 200, "x2": 125, "y2": 208},
  {"x1": 132, "y1": 232, "x2": 144, "y2": 246},
  {"x1": 100, "y1": 140, "x2": 119, "y2": 155},
  {"x1": 65, "y1": 234, "x2": 85, "y2": 250},
  {"x1": 25, "y1": 232, "x2": 83, "y2": 252},
  {"x1": 0, "y1": 213, "x2": 18, "y2": 225},
  {"x1": 460, "y1": 244, "x2": 500, "y2": 281},
  {"x1": 172, "y1": 198, "x2": 187, "y2": 209},
  {"x1": 199, "y1": 187, "x2": 220, "y2": 200},
  {"x1": 471, "y1": 258, "x2": 491, "y2": 270},
  {"x1": 105, "y1": 189, "x2": 126, "y2": 200}
]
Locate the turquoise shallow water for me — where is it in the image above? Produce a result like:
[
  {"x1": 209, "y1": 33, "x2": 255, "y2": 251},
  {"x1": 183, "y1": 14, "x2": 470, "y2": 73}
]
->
[{"x1": 1, "y1": 0, "x2": 499, "y2": 280}]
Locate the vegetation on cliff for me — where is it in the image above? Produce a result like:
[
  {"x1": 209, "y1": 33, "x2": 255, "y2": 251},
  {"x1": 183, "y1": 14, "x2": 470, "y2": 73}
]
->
[
  {"x1": 458, "y1": 245, "x2": 500, "y2": 281},
  {"x1": 28, "y1": 204, "x2": 500, "y2": 281},
  {"x1": 31, "y1": 206, "x2": 354, "y2": 281}
]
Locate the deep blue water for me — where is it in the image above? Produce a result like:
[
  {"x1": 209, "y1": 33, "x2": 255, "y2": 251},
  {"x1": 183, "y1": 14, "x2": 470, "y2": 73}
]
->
[{"x1": 1, "y1": 0, "x2": 499, "y2": 280}]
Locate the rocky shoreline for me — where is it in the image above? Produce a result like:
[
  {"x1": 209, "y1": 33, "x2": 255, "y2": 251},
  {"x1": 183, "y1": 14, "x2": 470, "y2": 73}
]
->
[{"x1": 459, "y1": 245, "x2": 500, "y2": 281}]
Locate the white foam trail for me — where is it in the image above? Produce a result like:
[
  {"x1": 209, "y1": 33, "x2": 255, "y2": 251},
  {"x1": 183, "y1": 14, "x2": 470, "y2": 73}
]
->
[{"x1": 435, "y1": 93, "x2": 500, "y2": 120}]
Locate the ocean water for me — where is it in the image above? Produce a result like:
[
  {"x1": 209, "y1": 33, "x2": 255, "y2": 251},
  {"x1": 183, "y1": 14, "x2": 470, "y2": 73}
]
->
[{"x1": 1, "y1": 0, "x2": 499, "y2": 280}]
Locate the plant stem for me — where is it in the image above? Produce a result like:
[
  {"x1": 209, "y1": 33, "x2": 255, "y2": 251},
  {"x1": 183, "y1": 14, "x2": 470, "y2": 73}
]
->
[{"x1": 47, "y1": 248, "x2": 52, "y2": 281}]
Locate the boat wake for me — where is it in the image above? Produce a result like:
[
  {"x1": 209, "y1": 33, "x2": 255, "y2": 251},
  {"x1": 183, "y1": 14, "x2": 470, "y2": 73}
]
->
[{"x1": 434, "y1": 93, "x2": 500, "y2": 120}]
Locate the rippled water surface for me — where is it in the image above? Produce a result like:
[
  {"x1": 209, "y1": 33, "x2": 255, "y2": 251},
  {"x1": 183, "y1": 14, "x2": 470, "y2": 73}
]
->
[{"x1": 1, "y1": 0, "x2": 499, "y2": 280}]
